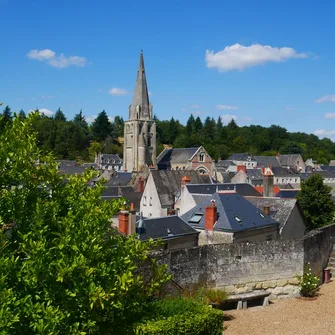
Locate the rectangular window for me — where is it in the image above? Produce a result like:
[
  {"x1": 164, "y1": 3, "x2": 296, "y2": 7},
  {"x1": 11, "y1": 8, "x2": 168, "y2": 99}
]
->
[
  {"x1": 143, "y1": 196, "x2": 147, "y2": 206},
  {"x1": 149, "y1": 197, "x2": 152, "y2": 206}
]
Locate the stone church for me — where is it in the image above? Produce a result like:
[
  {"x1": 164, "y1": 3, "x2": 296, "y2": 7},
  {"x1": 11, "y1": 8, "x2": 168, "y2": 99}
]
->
[{"x1": 123, "y1": 52, "x2": 157, "y2": 172}]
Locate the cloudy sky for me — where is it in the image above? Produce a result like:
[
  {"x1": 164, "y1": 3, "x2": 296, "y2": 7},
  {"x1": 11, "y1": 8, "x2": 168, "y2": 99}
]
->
[{"x1": 1, "y1": 0, "x2": 335, "y2": 139}]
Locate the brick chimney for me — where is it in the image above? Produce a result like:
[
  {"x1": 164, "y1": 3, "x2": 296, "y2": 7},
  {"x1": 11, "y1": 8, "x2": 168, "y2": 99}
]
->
[
  {"x1": 138, "y1": 176, "x2": 145, "y2": 193},
  {"x1": 181, "y1": 175, "x2": 191, "y2": 187},
  {"x1": 205, "y1": 200, "x2": 217, "y2": 231},
  {"x1": 237, "y1": 165, "x2": 246, "y2": 173},
  {"x1": 263, "y1": 206, "x2": 270, "y2": 216},
  {"x1": 118, "y1": 210, "x2": 129, "y2": 235}
]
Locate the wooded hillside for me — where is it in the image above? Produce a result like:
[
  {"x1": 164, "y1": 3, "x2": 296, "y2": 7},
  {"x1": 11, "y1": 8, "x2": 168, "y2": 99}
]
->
[{"x1": 2, "y1": 106, "x2": 334, "y2": 164}]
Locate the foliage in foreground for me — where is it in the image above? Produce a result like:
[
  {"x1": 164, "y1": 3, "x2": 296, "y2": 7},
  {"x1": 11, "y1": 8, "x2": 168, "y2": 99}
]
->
[
  {"x1": 133, "y1": 298, "x2": 224, "y2": 335},
  {"x1": 296, "y1": 263, "x2": 320, "y2": 297},
  {"x1": 297, "y1": 174, "x2": 335, "y2": 230},
  {"x1": 0, "y1": 113, "x2": 170, "y2": 334}
]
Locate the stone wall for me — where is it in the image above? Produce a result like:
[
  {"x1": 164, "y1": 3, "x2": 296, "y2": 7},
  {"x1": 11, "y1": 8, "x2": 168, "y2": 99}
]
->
[{"x1": 157, "y1": 224, "x2": 335, "y2": 299}]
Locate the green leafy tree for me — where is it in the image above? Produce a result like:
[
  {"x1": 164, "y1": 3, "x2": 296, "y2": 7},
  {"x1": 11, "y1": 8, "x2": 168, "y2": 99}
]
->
[
  {"x1": 54, "y1": 108, "x2": 66, "y2": 122},
  {"x1": 0, "y1": 105, "x2": 12, "y2": 131},
  {"x1": 297, "y1": 174, "x2": 335, "y2": 230},
  {"x1": 18, "y1": 109, "x2": 26, "y2": 120},
  {"x1": 0, "y1": 113, "x2": 170, "y2": 334},
  {"x1": 91, "y1": 110, "x2": 113, "y2": 142}
]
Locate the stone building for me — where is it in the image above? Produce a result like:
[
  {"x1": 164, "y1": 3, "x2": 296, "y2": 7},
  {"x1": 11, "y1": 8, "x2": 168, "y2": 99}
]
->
[
  {"x1": 157, "y1": 146, "x2": 215, "y2": 176},
  {"x1": 123, "y1": 51, "x2": 157, "y2": 172}
]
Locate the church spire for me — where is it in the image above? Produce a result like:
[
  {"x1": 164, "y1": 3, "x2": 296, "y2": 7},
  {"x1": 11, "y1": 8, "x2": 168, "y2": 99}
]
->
[{"x1": 129, "y1": 51, "x2": 152, "y2": 120}]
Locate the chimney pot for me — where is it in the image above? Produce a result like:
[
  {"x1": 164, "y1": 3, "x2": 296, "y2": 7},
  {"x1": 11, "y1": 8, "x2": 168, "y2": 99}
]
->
[
  {"x1": 263, "y1": 206, "x2": 270, "y2": 216},
  {"x1": 130, "y1": 202, "x2": 135, "y2": 212},
  {"x1": 181, "y1": 175, "x2": 191, "y2": 187}
]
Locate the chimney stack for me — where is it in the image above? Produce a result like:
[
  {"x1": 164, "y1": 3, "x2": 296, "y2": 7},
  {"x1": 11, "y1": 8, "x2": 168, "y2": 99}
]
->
[
  {"x1": 181, "y1": 175, "x2": 191, "y2": 187},
  {"x1": 263, "y1": 206, "x2": 270, "y2": 216},
  {"x1": 262, "y1": 167, "x2": 274, "y2": 198},
  {"x1": 138, "y1": 176, "x2": 145, "y2": 193},
  {"x1": 128, "y1": 203, "x2": 136, "y2": 235},
  {"x1": 118, "y1": 210, "x2": 130, "y2": 235},
  {"x1": 237, "y1": 165, "x2": 247, "y2": 173},
  {"x1": 205, "y1": 200, "x2": 217, "y2": 231}
]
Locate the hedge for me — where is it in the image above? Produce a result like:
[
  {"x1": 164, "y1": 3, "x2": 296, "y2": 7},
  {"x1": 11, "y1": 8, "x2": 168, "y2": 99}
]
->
[{"x1": 133, "y1": 298, "x2": 224, "y2": 335}]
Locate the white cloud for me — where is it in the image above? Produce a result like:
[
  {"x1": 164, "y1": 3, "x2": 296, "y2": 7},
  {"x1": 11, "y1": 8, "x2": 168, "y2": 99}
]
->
[
  {"x1": 29, "y1": 108, "x2": 54, "y2": 117},
  {"x1": 109, "y1": 88, "x2": 129, "y2": 96},
  {"x1": 216, "y1": 104, "x2": 239, "y2": 110},
  {"x1": 325, "y1": 113, "x2": 335, "y2": 119},
  {"x1": 27, "y1": 49, "x2": 87, "y2": 68},
  {"x1": 314, "y1": 130, "x2": 335, "y2": 139},
  {"x1": 86, "y1": 115, "x2": 97, "y2": 124},
  {"x1": 315, "y1": 95, "x2": 335, "y2": 103},
  {"x1": 205, "y1": 43, "x2": 308, "y2": 71},
  {"x1": 220, "y1": 114, "x2": 237, "y2": 123},
  {"x1": 181, "y1": 108, "x2": 188, "y2": 112},
  {"x1": 190, "y1": 104, "x2": 201, "y2": 109}
]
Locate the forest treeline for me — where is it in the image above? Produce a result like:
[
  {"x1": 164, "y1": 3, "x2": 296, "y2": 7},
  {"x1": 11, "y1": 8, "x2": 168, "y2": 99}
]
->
[{"x1": 1, "y1": 106, "x2": 335, "y2": 164}]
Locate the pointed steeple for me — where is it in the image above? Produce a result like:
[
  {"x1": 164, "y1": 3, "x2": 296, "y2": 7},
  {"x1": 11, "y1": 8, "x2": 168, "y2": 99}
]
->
[{"x1": 129, "y1": 51, "x2": 152, "y2": 120}]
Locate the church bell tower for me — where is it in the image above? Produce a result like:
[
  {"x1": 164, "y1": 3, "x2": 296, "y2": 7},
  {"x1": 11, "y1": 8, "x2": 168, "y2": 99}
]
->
[{"x1": 123, "y1": 51, "x2": 157, "y2": 172}]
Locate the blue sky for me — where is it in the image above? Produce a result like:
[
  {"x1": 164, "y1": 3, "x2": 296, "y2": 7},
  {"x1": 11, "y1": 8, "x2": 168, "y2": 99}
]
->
[{"x1": 1, "y1": 0, "x2": 335, "y2": 139}]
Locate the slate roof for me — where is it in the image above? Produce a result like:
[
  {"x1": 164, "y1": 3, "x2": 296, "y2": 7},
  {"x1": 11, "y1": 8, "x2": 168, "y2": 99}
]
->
[
  {"x1": 228, "y1": 153, "x2": 256, "y2": 162},
  {"x1": 105, "y1": 172, "x2": 133, "y2": 186},
  {"x1": 313, "y1": 170, "x2": 335, "y2": 179},
  {"x1": 320, "y1": 165, "x2": 335, "y2": 173},
  {"x1": 101, "y1": 186, "x2": 142, "y2": 211},
  {"x1": 151, "y1": 170, "x2": 211, "y2": 207},
  {"x1": 137, "y1": 215, "x2": 198, "y2": 242},
  {"x1": 57, "y1": 160, "x2": 87, "y2": 176},
  {"x1": 245, "y1": 169, "x2": 263, "y2": 181},
  {"x1": 278, "y1": 154, "x2": 303, "y2": 167},
  {"x1": 185, "y1": 183, "x2": 262, "y2": 197},
  {"x1": 275, "y1": 190, "x2": 299, "y2": 199},
  {"x1": 157, "y1": 147, "x2": 199, "y2": 169},
  {"x1": 245, "y1": 196, "x2": 297, "y2": 230},
  {"x1": 216, "y1": 160, "x2": 236, "y2": 168},
  {"x1": 181, "y1": 192, "x2": 278, "y2": 233},
  {"x1": 300, "y1": 173, "x2": 312, "y2": 181},
  {"x1": 253, "y1": 156, "x2": 281, "y2": 168},
  {"x1": 271, "y1": 166, "x2": 300, "y2": 177}
]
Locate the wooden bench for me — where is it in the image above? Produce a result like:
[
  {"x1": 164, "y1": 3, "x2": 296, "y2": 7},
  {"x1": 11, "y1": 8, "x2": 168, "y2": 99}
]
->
[{"x1": 226, "y1": 290, "x2": 270, "y2": 310}]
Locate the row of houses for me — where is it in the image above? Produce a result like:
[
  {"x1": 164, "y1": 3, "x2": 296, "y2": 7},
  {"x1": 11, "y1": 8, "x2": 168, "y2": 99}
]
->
[{"x1": 57, "y1": 147, "x2": 335, "y2": 251}]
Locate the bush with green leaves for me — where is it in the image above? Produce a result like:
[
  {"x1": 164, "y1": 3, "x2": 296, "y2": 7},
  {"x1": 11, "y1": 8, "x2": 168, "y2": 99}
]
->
[
  {"x1": 296, "y1": 263, "x2": 320, "y2": 297},
  {"x1": 133, "y1": 298, "x2": 224, "y2": 335},
  {"x1": 0, "y1": 112, "x2": 170, "y2": 334}
]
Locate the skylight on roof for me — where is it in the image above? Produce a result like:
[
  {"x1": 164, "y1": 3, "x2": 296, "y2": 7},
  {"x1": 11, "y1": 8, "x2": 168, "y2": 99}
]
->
[
  {"x1": 233, "y1": 215, "x2": 242, "y2": 223},
  {"x1": 189, "y1": 213, "x2": 203, "y2": 224},
  {"x1": 259, "y1": 213, "x2": 265, "y2": 219}
]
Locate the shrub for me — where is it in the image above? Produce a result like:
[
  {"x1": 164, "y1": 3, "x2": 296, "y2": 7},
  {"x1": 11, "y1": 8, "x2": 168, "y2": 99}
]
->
[
  {"x1": 296, "y1": 263, "x2": 320, "y2": 297},
  {"x1": 204, "y1": 288, "x2": 228, "y2": 304},
  {"x1": 133, "y1": 298, "x2": 224, "y2": 335}
]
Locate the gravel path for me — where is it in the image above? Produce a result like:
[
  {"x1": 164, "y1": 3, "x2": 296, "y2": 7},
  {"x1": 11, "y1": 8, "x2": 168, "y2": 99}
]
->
[{"x1": 224, "y1": 281, "x2": 335, "y2": 335}]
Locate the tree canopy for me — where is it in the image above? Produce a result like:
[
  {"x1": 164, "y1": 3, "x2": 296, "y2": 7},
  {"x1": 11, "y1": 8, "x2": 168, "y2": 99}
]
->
[
  {"x1": 0, "y1": 112, "x2": 170, "y2": 334},
  {"x1": 297, "y1": 174, "x2": 335, "y2": 230},
  {"x1": 2, "y1": 106, "x2": 335, "y2": 164}
]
